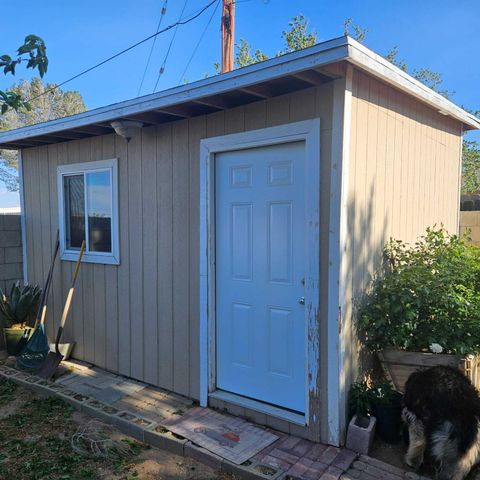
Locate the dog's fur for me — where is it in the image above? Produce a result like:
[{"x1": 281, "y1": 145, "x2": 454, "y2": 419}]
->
[{"x1": 403, "y1": 366, "x2": 480, "y2": 480}]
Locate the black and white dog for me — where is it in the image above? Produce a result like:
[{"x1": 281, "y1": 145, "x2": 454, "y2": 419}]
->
[{"x1": 403, "y1": 366, "x2": 480, "y2": 480}]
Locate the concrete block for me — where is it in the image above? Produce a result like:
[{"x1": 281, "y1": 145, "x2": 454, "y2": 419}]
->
[
  {"x1": 0, "y1": 263, "x2": 22, "y2": 281},
  {"x1": 143, "y1": 428, "x2": 187, "y2": 456},
  {"x1": 347, "y1": 415, "x2": 377, "y2": 456},
  {"x1": 3, "y1": 215, "x2": 21, "y2": 231},
  {"x1": 185, "y1": 442, "x2": 223, "y2": 471},
  {"x1": 0, "y1": 230, "x2": 21, "y2": 247},
  {"x1": 5, "y1": 247, "x2": 22, "y2": 264}
]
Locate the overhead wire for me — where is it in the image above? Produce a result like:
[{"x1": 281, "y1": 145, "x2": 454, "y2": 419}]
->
[
  {"x1": 137, "y1": 0, "x2": 169, "y2": 96},
  {"x1": 178, "y1": 0, "x2": 221, "y2": 84},
  {"x1": 152, "y1": 0, "x2": 189, "y2": 93},
  {"x1": 26, "y1": 0, "x2": 218, "y2": 104}
]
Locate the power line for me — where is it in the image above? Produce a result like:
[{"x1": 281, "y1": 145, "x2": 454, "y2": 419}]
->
[
  {"x1": 26, "y1": 0, "x2": 218, "y2": 104},
  {"x1": 152, "y1": 0, "x2": 189, "y2": 93},
  {"x1": 137, "y1": 0, "x2": 169, "y2": 97},
  {"x1": 178, "y1": 0, "x2": 221, "y2": 84}
]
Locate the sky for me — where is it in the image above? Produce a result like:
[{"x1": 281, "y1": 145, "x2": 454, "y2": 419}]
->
[{"x1": 1, "y1": 0, "x2": 480, "y2": 207}]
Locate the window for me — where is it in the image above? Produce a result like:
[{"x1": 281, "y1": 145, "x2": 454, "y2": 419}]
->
[{"x1": 58, "y1": 159, "x2": 119, "y2": 264}]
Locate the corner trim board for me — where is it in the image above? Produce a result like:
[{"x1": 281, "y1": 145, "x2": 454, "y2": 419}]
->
[{"x1": 18, "y1": 150, "x2": 28, "y2": 284}]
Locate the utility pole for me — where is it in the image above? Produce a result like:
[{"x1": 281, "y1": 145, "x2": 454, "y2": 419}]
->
[{"x1": 221, "y1": 0, "x2": 235, "y2": 73}]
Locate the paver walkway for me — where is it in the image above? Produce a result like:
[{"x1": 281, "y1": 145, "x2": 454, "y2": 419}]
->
[{"x1": 0, "y1": 356, "x2": 427, "y2": 480}]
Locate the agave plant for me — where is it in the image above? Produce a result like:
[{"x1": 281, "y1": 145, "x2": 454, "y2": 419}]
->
[{"x1": 0, "y1": 282, "x2": 41, "y2": 329}]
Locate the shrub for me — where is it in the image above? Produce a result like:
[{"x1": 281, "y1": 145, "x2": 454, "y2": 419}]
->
[
  {"x1": 359, "y1": 227, "x2": 480, "y2": 355},
  {"x1": 0, "y1": 282, "x2": 41, "y2": 328}
]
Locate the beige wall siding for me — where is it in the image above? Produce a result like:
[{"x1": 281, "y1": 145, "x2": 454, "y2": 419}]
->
[
  {"x1": 21, "y1": 83, "x2": 334, "y2": 408},
  {"x1": 460, "y1": 211, "x2": 480, "y2": 246},
  {"x1": 344, "y1": 70, "x2": 463, "y2": 386}
]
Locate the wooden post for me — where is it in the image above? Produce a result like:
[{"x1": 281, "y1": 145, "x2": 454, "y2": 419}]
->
[{"x1": 221, "y1": 0, "x2": 235, "y2": 73}]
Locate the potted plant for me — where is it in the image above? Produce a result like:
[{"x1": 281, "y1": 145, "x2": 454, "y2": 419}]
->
[
  {"x1": 346, "y1": 380, "x2": 377, "y2": 454},
  {"x1": 370, "y1": 379, "x2": 402, "y2": 444},
  {"x1": 0, "y1": 282, "x2": 41, "y2": 355},
  {"x1": 359, "y1": 227, "x2": 480, "y2": 391}
]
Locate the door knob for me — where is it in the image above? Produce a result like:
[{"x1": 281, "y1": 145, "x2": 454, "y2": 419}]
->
[{"x1": 299, "y1": 296, "x2": 305, "y2": 305}]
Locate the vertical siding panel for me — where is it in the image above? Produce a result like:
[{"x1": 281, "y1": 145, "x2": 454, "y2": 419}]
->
[
  {"x1": 244, "y1": 100, "x2": 267, "y2": 130},
  {"x1": 365, "y1": 75, "x2": 378, "y2": 284},
  {"x1": 77, "y1": 140, "x2": 91, "y2": 362},
  {"x1": 116, "y1": 135, "x2": 130, "y2": 377},
  {"x1": 91, "y1": 136, "x2": 107, "y2": 369},
  {"x1": 30, "y1": 147, "x2": 44, "y2": 286},
  {"x1": 352, "y1": 73, "x2": 369, "y2": 297},
  {"x1": 225, "y1": 106, "x2": 245, "y2": 133},
  {"x1": 172, "y1": 120, "x2": 190, "y2": 396},
  {"x1": 206, "y1": 111, "x2": 225, "y2": 138},
  {"x1": 47, "y1": 144, "x2": 61, "y2": 342},
  {"x1": 290, "y1": 88, "x2": 315, "y2": 122},
  {"x1": 128, "y1": 134, "x2": 144, "y2": 380},
  {"x1": 385, "y1": 89, "x2": 396, "y2": 239},
  {"x1": 63, "y1": 140, "x2": 80, "y2": 344},
  {"x1": 188, "y1": 116, "x2": 206, "y2": 399},
  {"x1": 142, "y1": 126, "x2": 158, "y2": 385},
  {"x1": 38, "y1": 146, "x2": 52, "y2": 303},
  {"x1": 103, "y1": 134, "x2": 119, "y2": 373},
  {"x1": 22, "y1": 149, "x2": 35, "y2": 285},
  {"x1": 266, "y1": 96, "x2": 290, "y2": 127},
  {"x1": 157, "y1": 124, "x2": 174, "y2": 389}
]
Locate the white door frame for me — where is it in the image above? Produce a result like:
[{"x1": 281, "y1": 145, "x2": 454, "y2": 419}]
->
[{"x1": 199, "y1": 119, "x2": 321, "y2": 427}]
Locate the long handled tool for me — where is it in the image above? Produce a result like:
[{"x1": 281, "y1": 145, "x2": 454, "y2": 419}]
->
[
  {"x1": 16, "y1": 231, "x2": 60, "y2": 368},
  {"x1": 37, "y1": 240, "x2": 85, "y2": 378}
]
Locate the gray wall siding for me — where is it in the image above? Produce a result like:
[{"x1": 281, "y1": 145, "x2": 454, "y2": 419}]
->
[{"x1": 21, "y1": 84, "x2": 335, "y2": 406}]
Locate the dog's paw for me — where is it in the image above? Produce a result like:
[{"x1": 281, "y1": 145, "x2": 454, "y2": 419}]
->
[{"x1": 405, "y1": 454, "x2": 423, "y2": 470}]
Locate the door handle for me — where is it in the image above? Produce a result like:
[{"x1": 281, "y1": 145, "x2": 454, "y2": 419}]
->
[{"x1": 299, "y1": 296, "x2": 305, "y2": 305}]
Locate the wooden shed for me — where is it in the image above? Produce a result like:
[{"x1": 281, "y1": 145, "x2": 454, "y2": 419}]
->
[{"x1": 0, "y1": 36, "x2": 478, "y2": 446}]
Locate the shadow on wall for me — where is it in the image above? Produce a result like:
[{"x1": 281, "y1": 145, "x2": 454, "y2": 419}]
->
[{"x1": 343, "y1": 178, "x2": 389, "y2": 389}]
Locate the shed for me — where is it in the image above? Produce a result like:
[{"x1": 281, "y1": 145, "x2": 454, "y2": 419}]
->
[{"x1": 0, "y1": 36, "x2": 478, "y2": 446}]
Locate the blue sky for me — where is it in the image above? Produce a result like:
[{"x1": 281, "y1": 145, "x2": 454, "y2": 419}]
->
[{"x1": 1, "y1": 0, "x2": 479, "y2": 207}]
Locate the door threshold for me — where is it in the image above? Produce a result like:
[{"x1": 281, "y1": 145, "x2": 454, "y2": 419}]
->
[{"x1": 209, "y1": 390, "x2": 306, "y2": 426}]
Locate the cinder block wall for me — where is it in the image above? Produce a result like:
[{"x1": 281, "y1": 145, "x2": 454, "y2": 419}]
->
[
  {"x1": 459, "y1": 211, "x2": 480, "y2": 247},
  {"x1": 0, "y1": 214, "x2": 23, "y2": 294}
]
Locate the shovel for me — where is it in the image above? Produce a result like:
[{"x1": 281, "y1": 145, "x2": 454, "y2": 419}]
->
[{"x1": 37, "y1": 240, "x2": 85, "y2": 378}]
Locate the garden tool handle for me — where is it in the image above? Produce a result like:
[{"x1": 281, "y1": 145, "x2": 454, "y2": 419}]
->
[{"x1": 55, "y1": 241, "x2": 85, "y2": 351}]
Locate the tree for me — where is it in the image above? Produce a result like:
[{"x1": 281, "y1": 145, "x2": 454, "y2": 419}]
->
[
  {"x1": 0, "y1": 78, "x2": 86, "y2": 190},
  {"x1": 279, "y1": 15, "x2": 317, "y2": 54},
  {"x1": 235, "y1": 39, "x2": 269, "y2": 68},
  {"x1": 462, "y1": 141, "x2": 480, "y2": 194},
  {"x1": 1, "y1": 35, "x2": 48, "y2": 113}
]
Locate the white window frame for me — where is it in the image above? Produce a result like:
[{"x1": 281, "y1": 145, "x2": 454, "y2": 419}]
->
[{"x1": 57, "y1": 158, "x2": 120, "y2": 265}]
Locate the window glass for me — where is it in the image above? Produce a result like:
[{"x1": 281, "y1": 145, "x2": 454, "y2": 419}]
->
[
  {"x1": 86, "y1": 170, "x2": 112, "y2": 253},
  {"x1": 64, "y1": 175, "x2": 85, "y2": 250}
]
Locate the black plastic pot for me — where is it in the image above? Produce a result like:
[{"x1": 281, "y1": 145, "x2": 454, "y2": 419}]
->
[
  {"x1": 3, "y1": 327, "x2": 33, "y2": 356},
  {"x1": 373, "y1": 391, "x2": 403, "y2": 444}
]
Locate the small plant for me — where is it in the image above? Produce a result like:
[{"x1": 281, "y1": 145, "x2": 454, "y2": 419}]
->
[
  {"x1": 359, "y1": 227, "x2": 480, "y2": 355},
  {"x1": 0, "y1": 281, "x2": 41, "y2": 328},
  {"x1": 348, "y1": 380, "x2": 375, "y2": 420}
]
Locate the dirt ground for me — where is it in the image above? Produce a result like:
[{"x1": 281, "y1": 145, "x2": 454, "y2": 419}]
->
[
  {"x1": 370, "y1": 435, "x2": 480, "y2": 480},
  {"x1": 0, "y1": 379, "x2": 233, "y2": 480}
]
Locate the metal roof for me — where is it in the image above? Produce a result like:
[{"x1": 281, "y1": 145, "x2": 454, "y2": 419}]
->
[{"x1": 0, "y1": 35, "x2": 478, "y2": 150}]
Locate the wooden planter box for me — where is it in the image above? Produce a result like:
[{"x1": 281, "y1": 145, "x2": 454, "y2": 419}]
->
[{"x1": 378, "y1": 348, "x2": 480, "y2": 393}]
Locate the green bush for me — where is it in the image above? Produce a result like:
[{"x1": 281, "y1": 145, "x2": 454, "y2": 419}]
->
[
  {"x1": 0, "y1": 281, "x2": 41, "y2": 328},
  {"x1": 359, "y1": 227, "x2": 480, "y2": 355}
]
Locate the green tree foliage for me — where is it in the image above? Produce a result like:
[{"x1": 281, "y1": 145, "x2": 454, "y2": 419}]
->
[
  {"x1": 0, "y1": 78, "x2": 86, "y2": 190},
  {"x1": 462, "y1": 140, "x2": 480, "y2": 194},
  {"x1": 343, "y1": 18, "x2": 368, "y2": 43},
  {"x1": 279, "y1": 14, "x2": 317, "y2": 54},
  {"x1": 0, "y1": 35, "x2": 48, "y2": 113},
  {"x1": 235, "y1": 39, "x2": 269, "y2": 68}
]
